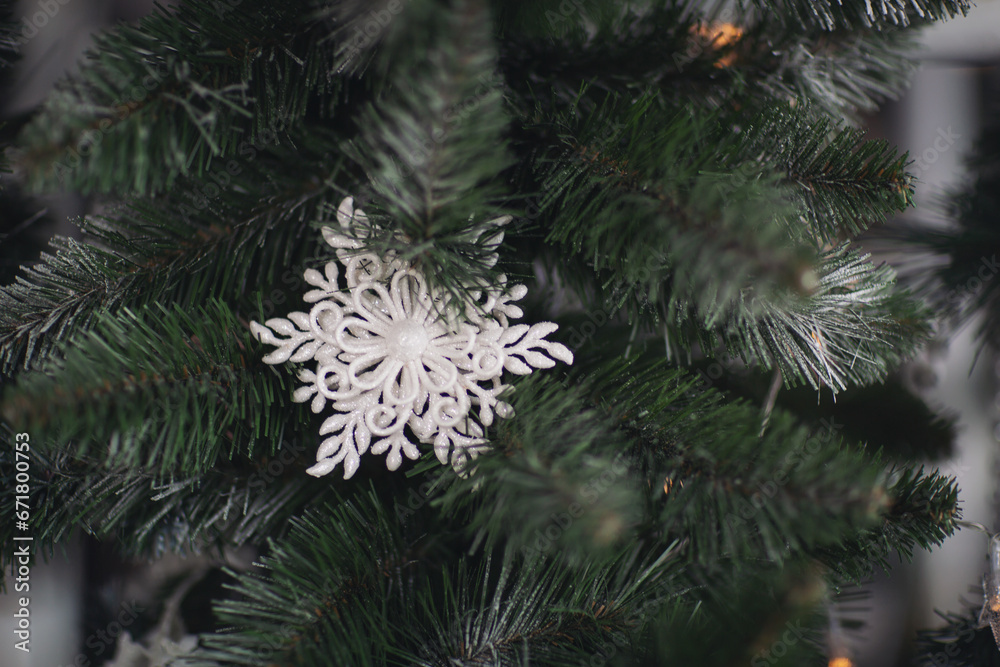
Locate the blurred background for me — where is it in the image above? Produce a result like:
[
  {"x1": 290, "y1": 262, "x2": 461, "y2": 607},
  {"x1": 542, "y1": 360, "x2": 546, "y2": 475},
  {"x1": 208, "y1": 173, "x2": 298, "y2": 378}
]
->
[
  {"x1": 0, "y1": 1, "x2": 999, "y2": 665},
  {"x1": 861, "y1": 4, "x2": 1000, "y2": 663}
]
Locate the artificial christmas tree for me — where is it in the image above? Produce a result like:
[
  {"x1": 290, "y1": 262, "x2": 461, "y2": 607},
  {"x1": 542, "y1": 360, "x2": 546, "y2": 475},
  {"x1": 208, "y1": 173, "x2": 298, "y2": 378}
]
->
[{"x1": 0, "y1": 0, "x2": 992, "y2": 664}]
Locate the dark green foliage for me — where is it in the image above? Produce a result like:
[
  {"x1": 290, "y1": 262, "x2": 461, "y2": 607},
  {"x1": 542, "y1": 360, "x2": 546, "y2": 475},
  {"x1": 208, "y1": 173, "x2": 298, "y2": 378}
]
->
[
  {"x1": 582, "y1": 360, "x2": 957, "y2": 578},
  {"x1": 0, "y1": 0, "x2": 976, "y2": 664},
  {"x1": 1, "y1": 300, "x2": 307, "y2": 472},
  {"x1": 435, "y1": 372, "x2": 646, "y2": 564},
  {"x1": 524, "y1": 91, "x2": 928, "y2": 391},
  {"x1": 729, "y1": 103, "x2": 914, "y2": 243},
  {"x1": 191, "y1": 489, "x2": 416, "y2": 666},
  {"x1": 817, "y1": 465, "x2": 961, "y2": 581},
  {"x1": 495, "y1": 2, "x2": 920, "y2": 120},
  {"x1": 533, "y1": 93, "x2": 811, "y2": 321},
  {"x1": 341, "y1": 0, "x2": 516, "y2": 312},
  {"x1": 0, "y1": 442, "x2": 333, "y2": 568},
  {"x1": 14, "y1": 0, "x2": 338, "y2": 195},
  {"x1": 0, "y1": 127, "x2": 347, "y2": 373},
  {"x1": 636, "y1": 564, "x2": 831, "y2": 667},
  {"x1": 655, "y1": 398, "x2": 884, "y2": 567},
  {"x1": 437, "y1": 362, "x2": 957, "y2": 580},
  {"x1": 195, "y1": 489, "x2": 686, "y2": 666}
]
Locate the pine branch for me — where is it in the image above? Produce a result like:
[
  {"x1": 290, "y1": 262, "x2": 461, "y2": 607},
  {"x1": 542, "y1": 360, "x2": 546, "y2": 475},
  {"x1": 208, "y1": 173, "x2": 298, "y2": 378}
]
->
[
  {"x1": 414, "y1": 544, "x2": 682, "y2": 666},
  {"x1": 598, "y1": 362, "x2": 889, "y2": 567},
  {"x1": 526, "y1": 93, "x2": 928, "y2": 392},
  {"x1": 437, "y1": 360, "x2": 956, "y2": 580},
  {"x1": 434, "y1": 372, "x2": 648, "y2": 565},
  {"x1": 817, "y1": 465, "x2": 960, "y2": 581},
  {"x1": 1, "y1": 300, "x2": 308, "y2": 474},
  {"x1": 496, "y1": 2, "x2": 698, "y2": 100},
  {"x1": 745, "y1": 0, "x2": 971, "y2": 31},
  {"x1": 195, "y1": 487, "x2": 686, "y2": 666},
  {"x1": 0, "y1": 130, "x2": 346, "y2": 373},
  {"x1": 194, "y1": 489, "x2": 412, "y2": 667},
  {"x1": 531, "y1": 93, "x2": 815, "y2": 328},
  {"x1": 636, "y1": 244, "x2": 931, "y2": 393},
  {"x1": 635, "y1": 562, "x2": 832, "y2": 666},
  {"x1": 722, "y1": 244, "x2": 930, "y2": 392},
  {"x1": 342, "y1": 0, "x2": 516, "y2": 313},
  {"x1": 0, "y1": 443, "x2": 335, "y2": 568},
  {"x1": 749, "y1": 23, "x2": 920, "y2": 119},
  {"x1": 491, "y1": 0, "x2": 969, "y2": 35},
  {"x1": 497, "y1": 4, "x2": 920, "y2": 120},
  {"x1": 12, "y1": 0, "x2": 337, "y2": 195},
  {"x1": 586, "y1": 360, "x2": 956, "y2": 576},
  {"x1": 311, "y1": 0, "x2": 409, "y2": 77},
  {"x1": 729, "y1": 103, "x2": 914, "y2": 243}
]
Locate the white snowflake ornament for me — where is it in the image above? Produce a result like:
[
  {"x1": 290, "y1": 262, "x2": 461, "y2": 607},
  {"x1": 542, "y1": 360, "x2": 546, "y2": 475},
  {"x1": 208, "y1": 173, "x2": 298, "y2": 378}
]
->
[{"x1": 250, "y1": 196, "x2": 573, "y2": 479}]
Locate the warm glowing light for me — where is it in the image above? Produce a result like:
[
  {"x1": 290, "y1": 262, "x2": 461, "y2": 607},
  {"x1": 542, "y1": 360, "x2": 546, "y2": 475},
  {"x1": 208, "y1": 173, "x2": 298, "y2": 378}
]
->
[
  {"x1": 663, "y1": 478, "x2": 683, "y2": 495},
  {"x1": 692, "y1": 22, "x2": 743, "y2": 46},
  {"x1": 689, "y1": 22, "x2": 745, "y2": 68},
  {"x1": 829, "y1": 657, "x2": 853, "y2": 667}
]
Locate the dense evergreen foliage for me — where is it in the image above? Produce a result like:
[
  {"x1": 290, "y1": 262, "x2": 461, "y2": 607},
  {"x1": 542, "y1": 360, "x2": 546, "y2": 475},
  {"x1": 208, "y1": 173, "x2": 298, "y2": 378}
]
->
[{"x1": 3, "y1": 0, "x2": 998, "y2": 665}]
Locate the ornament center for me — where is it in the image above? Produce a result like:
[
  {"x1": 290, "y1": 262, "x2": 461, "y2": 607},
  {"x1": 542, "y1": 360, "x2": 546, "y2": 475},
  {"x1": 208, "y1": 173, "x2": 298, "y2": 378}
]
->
[{"x1": 386, "y1": 319, "x2": 429, "y2": 362}]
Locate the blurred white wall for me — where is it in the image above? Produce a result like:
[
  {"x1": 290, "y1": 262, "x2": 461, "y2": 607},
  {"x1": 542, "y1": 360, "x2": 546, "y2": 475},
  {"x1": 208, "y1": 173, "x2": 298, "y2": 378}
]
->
[
  {"x1": 852, "y1": 3, "x2": 1000, "y2": 665},
  {"x1": 906, "y1": 0, "x2": 1000, "y2": 631},
  {"x1": 0, "y1": 537, "x2": 83, "y2": 667}
]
